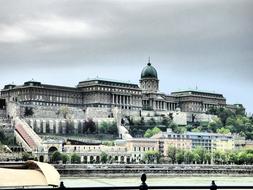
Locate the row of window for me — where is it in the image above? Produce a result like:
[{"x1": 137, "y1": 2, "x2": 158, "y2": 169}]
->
[
  {"x1": 133, "y1": 146, "x2": 155, "y2": 152},
  {"x1": 83, "y1": 86, "x2": 141, "y2": 94}
]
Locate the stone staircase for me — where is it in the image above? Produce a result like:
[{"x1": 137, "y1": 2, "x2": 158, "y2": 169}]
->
[
  {"x1": 14, "y1": 118, "x2": 42, "y2": 151},
  {"x1": 5, "y1": 102, "x2": 43, "y2": 152}
]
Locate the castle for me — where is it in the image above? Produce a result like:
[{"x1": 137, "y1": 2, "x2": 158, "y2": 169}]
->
[
  {"x1": 1, "y1": 61, "x2": 237, "y2": 114},
  {"x1": 0, "y1": 61, "x2": 245, "y2": 163}
]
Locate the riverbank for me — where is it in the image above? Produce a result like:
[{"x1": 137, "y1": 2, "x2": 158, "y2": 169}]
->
[{"x1": 54, "y1": 164, "x2": 253, "y2": 177}]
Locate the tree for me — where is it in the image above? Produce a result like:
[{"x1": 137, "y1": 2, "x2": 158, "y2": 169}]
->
[
  {"x1": 168, "y1": 122, "x2": 179, "y2": 133},
  {"x1": 208, "y1": 118, "x2": 223, "y2": 133},
  {"x1": 184, "y1": 150, "x2": 194, "y2": 164},
  {"x1": 71, "y1": 153, "x2": 81, "y2": 164},
  {"x1": 238, "y1": 151, "x2": 248, "y2": 165},
  {"x1": 192, "y1": 152, "x2": 200, "y2": 164},
  {"x1": 144, "y1": 150, "x2": 161, "y2": 164},
  {"x1": 84, "y1": 119, "x2": 96, "y2": 134},
  {"x1": 176, "y1": 149, "x2": 185, "y2": 164},
  {"x1": 167, "y1": 146, "x2": 177, "y2": 164},
  {"x1": 161, "y1": 117, "x2": 171, "y2": 127},
  {"x1": 61, "y1": 153, "x2": 69, "y2": 164},
  {"x1": 175, "y1": 126, "x2": 187, "y2": 134},
  {"x1": 57, "y1": 106, "x2": 70, "y2": 119},
  {"x1": 144, "y1": 129, "x2": 152, "y2": 138},
  {"x1": 191, "y1": 128, "x2": 201, "y2": 132},
  {"x1": 100, "y1": 152, "x2": 108, "y2": 164},
  {"x1": 192, "y1": 147, "x2": 206, "y2": 164},
  {"x1": 144, "y1": 127, "x2": 161, "y2": 138},
  {"x1": 148, "y1": 118, "x2": 156, "y2": 126},
  {"x1": 99, "y1": 121, "x2": 118, "y2": 135},
  {"x1": 51, "y1": 151, "x2": 62, "y2": 163},
  {"x1": 24, "y1": 107, "x2": 34, "y2": 117},
  {"x1": 217, "y1": 127, "x2": 231, "y2": 134},
  {"x1": 22, "y1": 152, "x2": 33, "y2": 161},
  {"x1": 227, "y1": 151, "x2": 238, "y2": 164}
]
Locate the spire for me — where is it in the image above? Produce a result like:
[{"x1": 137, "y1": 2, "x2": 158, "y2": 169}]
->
[{"x1": 147, "y1": 56, "x2": 151, "y2": 66}]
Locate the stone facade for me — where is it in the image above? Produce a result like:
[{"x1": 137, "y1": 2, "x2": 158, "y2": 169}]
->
[{"x1": 0, "y1": 62, "x2": 239, "y2": 114}]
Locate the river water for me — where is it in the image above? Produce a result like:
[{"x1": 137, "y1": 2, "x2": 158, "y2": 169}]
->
[{"x1": 61, "y1": 176, "x2": 253, "y2": 187}]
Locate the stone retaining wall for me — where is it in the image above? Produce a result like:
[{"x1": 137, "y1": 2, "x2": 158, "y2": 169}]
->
[{"x1": 55, "y1": 164, "x2": 253, "y2": 177}]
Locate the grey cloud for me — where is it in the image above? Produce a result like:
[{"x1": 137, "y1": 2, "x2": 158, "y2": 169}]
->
[{"x1": 0, "y1": 0, "x2": 252, "y2": 112}]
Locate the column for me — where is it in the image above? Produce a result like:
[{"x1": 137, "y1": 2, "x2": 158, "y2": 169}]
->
[
  {"x1": 55, "y1": 120, "x2": 59, "y2": 134},
  {"x1": 74, "y1": 120, "x2": 78, "y2": 134},
  {"x1": 42, "y1": 120, "x2": 46, "y2": 133},
  {"x1": 36, "y1": 119, "x2": 41, "y2": 133},
  {"x1": 49, "y1": 120, "x2": 54, "y2": 133},
  {"x1": 61, "y1": 120, "x2": 66, "y2": 134}
]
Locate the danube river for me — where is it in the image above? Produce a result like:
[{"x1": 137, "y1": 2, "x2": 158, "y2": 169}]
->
[{"x1": 61, "y1": 176, "x2": 253, "y2": 187}]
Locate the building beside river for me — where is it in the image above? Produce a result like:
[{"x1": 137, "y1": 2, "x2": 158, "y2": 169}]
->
[{"x1": 0, "y1": 61, "x2": 241, "y2": 114}]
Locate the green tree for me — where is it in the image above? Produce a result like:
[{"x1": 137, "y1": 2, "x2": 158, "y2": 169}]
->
[
  {"x1": 84, "y1": 119, "x2": 96, "y2": 134},
  {"x1": 192, "y1": 147, "x2": 206, "y2": 164},
  {"x1": 61, "y1": 153, "x2": 69, "y2": 164},
  {"x1": 208, "y1": 118, "x2": 223, "y2": 133},
  {"x1": 213, "y1": 150, "x2": 228, "y2": 165},
  {"x1": 176, "y1": 149, "x2": 185, "y2": 164},
  {"x1": 144, "y1": 150, "x2": 161, "y2": 164},
  {"x1": 144, "y1": 129, "x2": 152, "y2": 138},
  {"x1": 24, "y1": 107, "x2": 34, "y2": 117},
  {"x1": 71, "y1": 153, "x2": 81, "y2": 164},
  {"x1": 191, "y1": 128, "x2": 201, "y2": 132},
  {"x1": 238, "y1": 151, "x2": 248, "y2": 165},
  {"x1": 192, "y1": 152, "x2": 200, "y2": 164},
  {"x1": 144, "y1": 127, "x2": 161, "y2": 138},
  {"x1": 100, "y1": 152, "x2": 108, "y2": 164},
  {"x1": 51, "y1": 151, "x2": 62, "y2": 163},
  {"x1": 175, "y1": 126, "x2": 187, "y2": 134},
  {"x1": 167, "y1": 146, "x2": 177, "y2": 164},
  {"x1": 184, "y1": 150, "x2": 194, "y2": 164},
  {"x1": 217, "y1": 127, "x2": 231, "y2": 134},
  {"x1": 22, "y1": 152, "x2": 33, "y2": 161},
  {"x1": 168, "y1": 122, "x2": 179, "y2": 133},
  {"x1": 161, "y1": 117, "x2": 171, "y2": 127},
  {"x1": 148, "y1": 118, "x2": 156, "y2": 126},
  {"x1": 227, "y1": 151, "x2": 238, "y2": 164}
]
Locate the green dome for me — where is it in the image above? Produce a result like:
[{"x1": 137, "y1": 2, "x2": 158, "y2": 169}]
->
[{"x1": 141, "y1": 63, "x2": 158, "y2": 79}]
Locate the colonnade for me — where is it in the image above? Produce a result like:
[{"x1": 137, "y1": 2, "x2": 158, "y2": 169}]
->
[
  {"x1": 112, "y1": 94, "x2": 132, "y2": 109},
  {"x1": 27, "y1": 119, "x2": 84, "y2": 134},
  {"x1": 79, "y1": 154, "x2": 130, "y2": 163},
  {"x1": 143, "y1": 100, "x2": 177, "y2": 111}
]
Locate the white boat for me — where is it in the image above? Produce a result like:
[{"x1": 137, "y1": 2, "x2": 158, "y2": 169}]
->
[{"x1": 0, "y1": 160, "x2": 60, "y2": 187}]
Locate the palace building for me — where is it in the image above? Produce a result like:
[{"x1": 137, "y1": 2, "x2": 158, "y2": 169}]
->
[{"x1": 0, "y1": 61, "x2": 236, "y2": 113}]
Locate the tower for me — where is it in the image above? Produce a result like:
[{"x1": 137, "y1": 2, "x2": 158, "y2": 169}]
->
[{"x1": 139, "y1": 61, "x2": 159, "y2": 93}]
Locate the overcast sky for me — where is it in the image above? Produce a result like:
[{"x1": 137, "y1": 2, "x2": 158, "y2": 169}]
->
[{"x1": 0, "y1": 0, "x2": 252, "y2": 114}]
